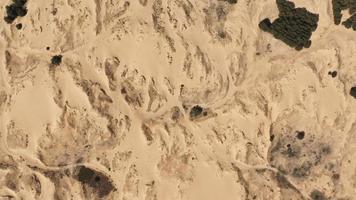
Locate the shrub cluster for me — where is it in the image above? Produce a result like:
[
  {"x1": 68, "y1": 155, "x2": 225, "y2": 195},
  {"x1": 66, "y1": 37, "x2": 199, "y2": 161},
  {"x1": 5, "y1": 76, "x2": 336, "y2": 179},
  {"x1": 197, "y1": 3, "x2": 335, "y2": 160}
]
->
[
  {"x1": 332, "y1": 0, "x2": 356, "y2": 29},
  {"x1": 51, "y1": 55, "x2": 63, "y2": 66},
  {"x1": 332, "y1": 0, "x2": 349, "y2": 25},
  {"x1": 259, "y1": 0, "x2": 319, "y2": 51},
  {"x1": 4, "y1": 0, "x2": 28, "y2": 24}
]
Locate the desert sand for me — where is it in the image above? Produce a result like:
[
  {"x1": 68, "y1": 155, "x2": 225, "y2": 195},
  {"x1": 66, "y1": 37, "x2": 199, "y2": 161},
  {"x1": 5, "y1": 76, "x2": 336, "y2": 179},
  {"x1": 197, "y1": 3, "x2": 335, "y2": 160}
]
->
[{"x1": 0, "y1": 0, "x2": 356, "y2": 199}]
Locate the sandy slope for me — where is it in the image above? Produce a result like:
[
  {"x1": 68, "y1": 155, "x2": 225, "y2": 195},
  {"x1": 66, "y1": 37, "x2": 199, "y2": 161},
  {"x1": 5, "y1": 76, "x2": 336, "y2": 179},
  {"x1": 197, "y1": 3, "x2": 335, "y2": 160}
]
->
[{"x1": 0, "y1": 0, "x2": 355, "y2": 199}]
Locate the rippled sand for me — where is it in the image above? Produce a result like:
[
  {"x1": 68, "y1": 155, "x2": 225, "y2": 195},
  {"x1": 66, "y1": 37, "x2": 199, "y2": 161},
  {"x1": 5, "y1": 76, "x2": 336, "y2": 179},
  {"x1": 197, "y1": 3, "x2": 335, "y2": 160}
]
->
[{"x1": 0, "y1": 0, "x2": 355, "y2": 199}]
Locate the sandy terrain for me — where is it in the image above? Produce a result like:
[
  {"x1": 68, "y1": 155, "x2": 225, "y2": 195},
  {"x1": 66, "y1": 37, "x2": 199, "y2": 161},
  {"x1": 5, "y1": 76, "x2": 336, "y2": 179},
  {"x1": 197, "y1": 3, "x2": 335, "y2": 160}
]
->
[{"x1": 0, "y1": 0, "x2": 356, "y2": 199}]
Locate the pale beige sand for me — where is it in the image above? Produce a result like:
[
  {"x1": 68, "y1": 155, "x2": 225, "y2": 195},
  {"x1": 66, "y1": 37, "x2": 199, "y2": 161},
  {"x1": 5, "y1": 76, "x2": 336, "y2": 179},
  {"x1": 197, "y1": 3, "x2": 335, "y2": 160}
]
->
[{"x1": 0, "y1": 0, "x2": 356, "y2": 199}]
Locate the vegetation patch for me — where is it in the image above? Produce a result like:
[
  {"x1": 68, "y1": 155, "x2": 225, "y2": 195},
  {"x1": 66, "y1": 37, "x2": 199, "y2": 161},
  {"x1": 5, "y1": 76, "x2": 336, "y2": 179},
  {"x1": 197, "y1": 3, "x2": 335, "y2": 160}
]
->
[
  {"x1": 4, "y1": 0, "x2": 28, "y2": 24},
  {"x1": 332, "y1": 0, "x2": 356, "y2": 30},
  {"x1": 259, "y1": 0, "x2": 319, "y2": 50}
]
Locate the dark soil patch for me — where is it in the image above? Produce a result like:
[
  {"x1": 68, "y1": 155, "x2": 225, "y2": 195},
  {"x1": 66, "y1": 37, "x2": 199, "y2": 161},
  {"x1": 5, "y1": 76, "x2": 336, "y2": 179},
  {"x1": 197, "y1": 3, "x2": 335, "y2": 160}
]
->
[{"x1": 75, "y1": 166, "x2": 115, "y2": 198}]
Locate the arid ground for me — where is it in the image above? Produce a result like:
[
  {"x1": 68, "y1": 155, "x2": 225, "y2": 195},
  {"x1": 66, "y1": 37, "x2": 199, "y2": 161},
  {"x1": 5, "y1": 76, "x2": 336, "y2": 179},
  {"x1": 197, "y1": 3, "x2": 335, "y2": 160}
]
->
[{"x1": 0, "y1": 0, "x2": 356, "y2": 199}]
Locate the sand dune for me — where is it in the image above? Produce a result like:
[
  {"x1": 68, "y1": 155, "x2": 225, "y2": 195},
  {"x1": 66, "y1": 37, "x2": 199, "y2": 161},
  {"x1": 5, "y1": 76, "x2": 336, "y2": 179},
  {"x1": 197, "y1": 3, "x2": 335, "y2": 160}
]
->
[{"x1": 0, "y1": 0, "x2": 355, "y2": 199}]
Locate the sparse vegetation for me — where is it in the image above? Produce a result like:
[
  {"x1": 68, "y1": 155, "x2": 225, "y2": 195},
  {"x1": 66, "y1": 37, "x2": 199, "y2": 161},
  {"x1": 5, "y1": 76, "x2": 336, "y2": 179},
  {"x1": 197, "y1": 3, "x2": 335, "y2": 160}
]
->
[
  {"x1": 332, "y1": 0, "x2": 356, "y2": 29},
  {"x1": 332, "y1": 0, "x2": 349, "y2": 25},
  {"x1": 189, "y1": 105, "x2": 203, "y2": 118},
  {"x1": 259, "y1": 0, "x2": 319, "y2": 50},
  {"x1": 224, "y1": 0, "x2": 238, "y2": 4},
  {"x1": 350, "y1": 0, "x2": 356, "y2": 14},
  {"x1": 350, "y1": 87, "x2": 356, "y2": 98},
  {"x1": 342, "y1": 14, "x2": 356, "y2": 30},
  {"x1": 310, "y1": 190, "x2": 327, "y2": 200},
  {"x1": 51, "y1": 55, "x2": 63, "y2": 66},
  {"x1": 4, "y1": 0, "x2": 28, "y2": 24},
  {"x1": 15, "y1": 23, "x2": 22, "y2": 30},
  {"x1": 328, "y1": 71, "x2": 338, "y2": 78},
  {"x1": 296, "y1": 131, "x2": 305, "y2": 140}
]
